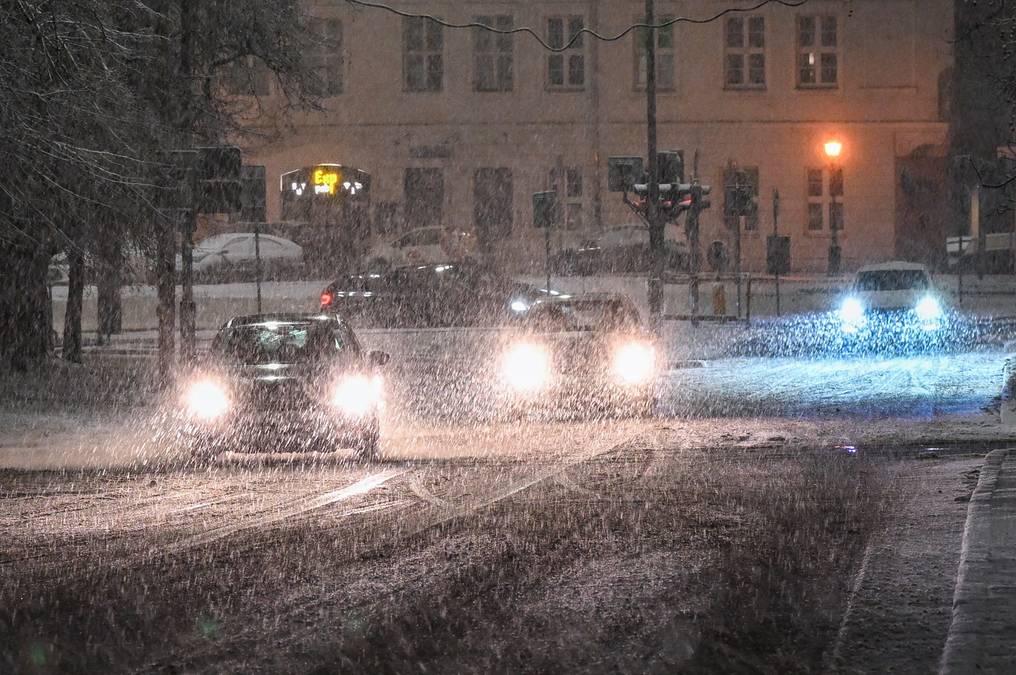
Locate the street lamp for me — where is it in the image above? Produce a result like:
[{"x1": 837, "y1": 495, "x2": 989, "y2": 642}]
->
[{"x1": 824, "y1": 140, "x2": 843, "y2": 275}]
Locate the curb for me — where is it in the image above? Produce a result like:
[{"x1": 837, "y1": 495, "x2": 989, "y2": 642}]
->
[{"x1": 939, "y1": 448, "x2": 1010, "y2": 674}]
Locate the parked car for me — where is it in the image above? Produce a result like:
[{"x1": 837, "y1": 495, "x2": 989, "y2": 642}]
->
[
  {"x1": 549, "y1": 224, "x2": 689, "y2": 275},
  {"x1": 175, "y1": 232, "x2": 304, "y2": 281},
  {"x1": 49, "y1": 246, "x2": 155, "y2": 286},
  {"x1": 836, "y1": 261, "x2": 950, "y2": 341},
  {"x1": 363, "y1": 227, "x2": 478, "y2": 270},
  {"x1": 175, "y1": 313, "x2": 389, "y2": 461},
  {"x1": 320, "y1": 262, "x2": 561, "y2": 328}
]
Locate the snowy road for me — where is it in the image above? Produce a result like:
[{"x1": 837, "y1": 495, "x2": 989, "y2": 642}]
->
[{"x1": 1, "y1": 348, "x2": 1011, "y2": 470}]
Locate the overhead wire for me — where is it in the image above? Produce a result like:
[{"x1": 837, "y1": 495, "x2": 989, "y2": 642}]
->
[{"x1": 343, "y1": 0, "x2": 812, "y2": 52}]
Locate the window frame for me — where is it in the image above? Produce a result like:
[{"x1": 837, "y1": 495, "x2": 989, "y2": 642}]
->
[
  {"x1": 473, "y1": 15, "x2": 514, "y2": 93},
  {"x1": 724, "y1": 16, "x2": 766, "y2": 90},
  {"x1": 545, "y1": 15, "x2": 586, "y2": 91},
  {"x1": 805, "y1": 166, "x2": 845, "y2": 233},
  {"x1": 548, "y1": 166, "x2": 584, "y2": 229},
  {"x1": 796, "y1": 14, "x2": 838, "y2": 89},
  {"x1": 633, "y1": 17, "x2": 676, "y2": 92},
  {"x1": 222, "y1": 55, "x2": 272, "y2": 97},
  {"x1": 403, "y1": 16, "x2": 444, "y2": 93},
  {"x1": 307, "y1": 17, "x2": 345, "y2": 97}
]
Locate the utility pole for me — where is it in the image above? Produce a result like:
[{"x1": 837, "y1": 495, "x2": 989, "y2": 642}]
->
[
  {"x1": 645, "y1": 0, "x2": 664, "y2": 331},
  {"x1": 178, "y1": 0, "x2": 197, "y2": 364}
]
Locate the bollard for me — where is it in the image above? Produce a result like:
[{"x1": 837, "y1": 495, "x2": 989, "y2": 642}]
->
[{"x1": 712, "y1": 281, "x2": 727, "y2": 316}]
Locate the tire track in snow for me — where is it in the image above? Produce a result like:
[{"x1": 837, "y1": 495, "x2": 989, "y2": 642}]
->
[{"x1": 162, "y1": 468, "x2": 407, "y2": 555}]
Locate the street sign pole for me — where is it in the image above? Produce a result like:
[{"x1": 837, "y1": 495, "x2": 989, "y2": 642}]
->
[
  {"x1": 180, "y1": 163, "x2": 197, "y2": 364},
  {"x1": 254, "y1": 222, "x2": 263, "y2": 314},
  {"x1": 773, "y1": 188, "x2": 781, "y2": 317}
]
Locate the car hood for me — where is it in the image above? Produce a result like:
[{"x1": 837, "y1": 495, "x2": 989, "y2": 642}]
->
[{"x1": 855, "y1": 288, "x2": 928, "y2": 310}]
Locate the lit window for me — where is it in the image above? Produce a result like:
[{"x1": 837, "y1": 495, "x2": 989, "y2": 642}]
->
[{"x1": 798, "y1": 15, "x2": 837, "y2": 87}]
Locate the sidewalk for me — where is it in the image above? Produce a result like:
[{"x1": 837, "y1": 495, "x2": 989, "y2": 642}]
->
[{"x1": 941, "y1": 447, "x2": 1016, "y2": 673}]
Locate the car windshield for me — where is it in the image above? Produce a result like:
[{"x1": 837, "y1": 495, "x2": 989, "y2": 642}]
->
[
  {"x1": 855, "y1": 270, "x2": 929, "y2": 291},
  {"x1": 527, "y1": 300, "x2": 637, "y2": 332},
  {"x1": 214, "y1": 320, "x2": 350, "y2": 364}
]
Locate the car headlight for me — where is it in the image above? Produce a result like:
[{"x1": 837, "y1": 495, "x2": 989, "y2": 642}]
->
[
  {"x1": 509, "y1": 298, "x2": 530, "y2": 313},
  {"x1": 612, "y1": 341, "x2": 657, "y2": 385},
  {"x1": 183, "y1": 378, "x2": 230, "y2": 420},
  {"x1": 331, "y1": 374, "x2": 384, "y2": 416},
  {"x1": 502, "y1": 342, "x2": 551, "y2": 392},
  {"x1": 839, "y1": 297, "x2": 867, "y2": 333},
  {"x1": 915, "y1": 295, "x2": 943, "y2": 322}
]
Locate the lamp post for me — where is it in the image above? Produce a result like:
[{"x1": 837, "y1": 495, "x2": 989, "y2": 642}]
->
[{"x1": 824, "y1": 140, "x2": 843, "y2": 276}]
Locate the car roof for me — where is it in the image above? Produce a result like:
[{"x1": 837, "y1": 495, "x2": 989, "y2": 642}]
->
[
  {"x1": 537, "y1": 292, "x2": 632, "y2": 305},
  {"x1": 856, "y1": 261, "x2": 930, "y2": 273},
  {"x1": 225, "y1": 313, "x2": 344, "y2": 328}
]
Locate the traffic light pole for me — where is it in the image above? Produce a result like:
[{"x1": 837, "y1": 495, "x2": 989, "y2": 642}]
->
[
  {"x1": 178, "y1": 0, "x2": 197, "y2": 366},
  {"x1": 644, "y1": 0, "x2": 664, "y2": 331},
  {"x1": 688, "y1": 184, "x2": 701, "y2": 326}
]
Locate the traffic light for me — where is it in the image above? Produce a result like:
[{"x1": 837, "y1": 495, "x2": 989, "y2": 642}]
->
[{"x1": 657, "y1": 150, "x2": 684, "y2": 184}]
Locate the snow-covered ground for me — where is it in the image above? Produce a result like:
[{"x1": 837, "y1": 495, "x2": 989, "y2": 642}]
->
[{"x1": 50, "y1": 273, "x2": 1016, "y2": 332}]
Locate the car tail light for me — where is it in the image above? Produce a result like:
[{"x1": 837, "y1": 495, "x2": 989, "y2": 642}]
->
[{"x1": 320, "y1": 290, "x2": 333, "y2": 308}]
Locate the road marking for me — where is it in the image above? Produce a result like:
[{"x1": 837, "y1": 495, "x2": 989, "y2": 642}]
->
[{"x1": 163, "y1": 468, "x2": 406, "y2": 554}]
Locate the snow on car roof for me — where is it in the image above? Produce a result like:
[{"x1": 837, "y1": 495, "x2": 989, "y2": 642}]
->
[{"x1": 856, "y1": 261, "x2": 930, "y2": 274}]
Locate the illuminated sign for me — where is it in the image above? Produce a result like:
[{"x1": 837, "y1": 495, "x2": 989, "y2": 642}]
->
[{"x1": 313, "y1": 166, "x2": 341, "y2": 195}]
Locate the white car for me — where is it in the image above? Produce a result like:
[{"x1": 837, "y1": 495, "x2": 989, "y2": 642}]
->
[
  {"x1": 837, "y1": 261, "x2": 947, "y2": 336},
  {"x1": 364, "y1": 227, "x2": 478, "y2": 270},
  {"x1": 177, "y1": 232, "x2": 303, "y2": 279}
]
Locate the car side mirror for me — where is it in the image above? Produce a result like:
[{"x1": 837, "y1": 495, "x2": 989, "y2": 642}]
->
[{"x1": 367, "y1": 350, "x2": 390, "y2": 367}]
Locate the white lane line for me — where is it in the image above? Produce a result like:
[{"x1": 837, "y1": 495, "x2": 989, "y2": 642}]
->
[{"x1": 164, "y1": 468, "x2": 406, "y2": 554}]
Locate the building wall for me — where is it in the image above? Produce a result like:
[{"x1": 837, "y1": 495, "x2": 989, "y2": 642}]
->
[{"x1": 242, "y1": 0, "x2": 953, "y2": 272}]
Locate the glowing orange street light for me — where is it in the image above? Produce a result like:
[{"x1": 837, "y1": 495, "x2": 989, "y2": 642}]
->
[{"x1": 824, "y1": 140, "x2": 843, "y2": 159}]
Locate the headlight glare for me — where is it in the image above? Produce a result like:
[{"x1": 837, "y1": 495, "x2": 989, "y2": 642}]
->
[
  {"x1": 184, "y1": 379, "x2": 230, "y2": 420},
  {"x1": 839, "y1": 297, "x2": 865, "y2": 325},
  {"x1": 613, "y1": 342, "x2": 657, "y2": 385},
  {"x1": 502, "y1": 342, "x2": 551, "y2": 392},
  {"x1": 332, "y1": 374, "x2": 383, "y2": 416},
  {"x1": 915, "y1": 295, "x2": 943, "y2": 322}
]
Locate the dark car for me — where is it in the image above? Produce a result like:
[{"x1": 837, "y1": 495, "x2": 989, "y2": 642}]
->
[
  {"x1": 493, "y1": 293, "x2": 660, "y2": 417},
  {"x1": 549, "y1": 226, "x2": 689, "y2": 276},
  {"x1": 175, "y1": 313, "x2": 389, "y2": 461},
  {"x1": 319, "y1": 262, "x2": 554, "y2": 328}
]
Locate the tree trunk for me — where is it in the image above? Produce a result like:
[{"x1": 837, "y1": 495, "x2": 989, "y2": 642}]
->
[
  {"x1": 0, "y1": 240, "x2": 52, "y2": 372},
  {"x1": 62, "y1": 247, "x2": 85, "y2": 363},
  {"x1": 97, "y1": 237, "x2": 122, "y2": 343}
]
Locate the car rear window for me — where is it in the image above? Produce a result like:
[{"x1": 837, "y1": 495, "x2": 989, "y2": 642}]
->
[
  {"x1": 855, "y1": 270, "x2": 929, "y2": 292},
  {"x1": 213, "y1": 320, "x2": 354, "y2": 364}
]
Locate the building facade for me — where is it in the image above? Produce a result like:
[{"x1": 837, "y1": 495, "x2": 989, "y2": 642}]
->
[{"x1": 241, "y1": 0, "x2": 953, "y2": 273}]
